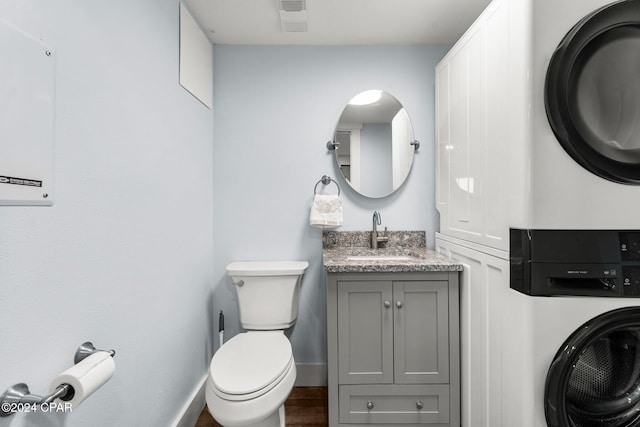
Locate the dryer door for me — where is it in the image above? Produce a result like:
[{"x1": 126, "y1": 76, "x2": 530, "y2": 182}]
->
[
  {"x1": 545, "y1": 307, "x2": 640, "y2": 427},
  {"x1": 545, "y1": 0, "x2": 640, "y2": 184}
]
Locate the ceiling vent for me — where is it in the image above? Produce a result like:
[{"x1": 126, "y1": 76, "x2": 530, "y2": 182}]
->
[
  {"x1": 277, "y1": 0, "x2": 308, "y2": 32},
  {"x1": 278, "y1": 0, "x2": 306, "y2": 12}
]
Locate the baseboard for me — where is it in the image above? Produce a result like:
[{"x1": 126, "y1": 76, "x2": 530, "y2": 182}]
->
[
  {"x1": 294, "y1": 363, "x2": 327, "y2": 386},
  {"x1": 171, "y1": 374, "x2": 207, "y2": 427}
]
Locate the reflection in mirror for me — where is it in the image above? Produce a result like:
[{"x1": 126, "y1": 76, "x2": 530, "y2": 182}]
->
[{"x1": 333, "y1": 90, "x2": 416, "y2": 198}]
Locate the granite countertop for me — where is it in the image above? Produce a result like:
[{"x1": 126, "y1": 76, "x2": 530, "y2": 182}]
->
[{"x1": 322, "y1": 230, "x2": 463, "y2": 273}]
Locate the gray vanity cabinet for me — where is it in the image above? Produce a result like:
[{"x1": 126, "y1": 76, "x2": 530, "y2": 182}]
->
[{"x1": 327, "y1": 272, "x2": 460, "y2": 426}]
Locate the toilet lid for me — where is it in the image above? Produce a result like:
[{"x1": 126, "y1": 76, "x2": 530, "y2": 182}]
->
[{"x1": 210, "y1": 332, "x2": 293, "y2": 396}]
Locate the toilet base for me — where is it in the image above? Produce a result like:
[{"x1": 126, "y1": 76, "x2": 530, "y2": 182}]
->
[
  {"x1": 211, "y1": 404, "x2": 284, "y2": 427},
  {"x1": 245, "y1": 404, "x2": 285, "y2": 427}
]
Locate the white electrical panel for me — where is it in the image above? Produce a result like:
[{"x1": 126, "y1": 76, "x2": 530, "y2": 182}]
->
[{"x1": 0, "y1": 20, "x2": 55, "y2": 206}]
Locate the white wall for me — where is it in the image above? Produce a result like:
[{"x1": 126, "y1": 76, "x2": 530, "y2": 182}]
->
[
  {"x1": 211, "y1": 45, "x2": 449, "y2": 367},
  {"x1": 0, "y1": 1, "x2": 214, "y2": 426}
]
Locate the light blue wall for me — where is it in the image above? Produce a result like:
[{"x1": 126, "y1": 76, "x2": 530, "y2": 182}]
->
[
  {"x1": 0, "y1": 1, "x2": 214, "y2": 426},
  {"x1": 212, "y1": 45, "x2": 450, "y2": 365}
]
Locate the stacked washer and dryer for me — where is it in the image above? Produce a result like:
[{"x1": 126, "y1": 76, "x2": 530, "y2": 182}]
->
[{"x1": 435, "y1": 0, "x2": 640, "y2": 426}]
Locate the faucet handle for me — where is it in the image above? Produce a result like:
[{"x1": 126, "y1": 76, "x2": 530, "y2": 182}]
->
[{"x1": 378, "y1": 227, "x2": 389, "y2": 243}]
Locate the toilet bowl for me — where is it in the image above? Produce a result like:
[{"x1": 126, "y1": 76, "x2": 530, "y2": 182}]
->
[
  {"x1": 206, "y1": 261, "x2": 308, "y2": 427},
  {"x1": 206, "y1": 331, "x2": 296, "y2": 427}
]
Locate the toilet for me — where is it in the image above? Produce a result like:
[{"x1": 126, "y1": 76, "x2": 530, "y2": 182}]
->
[{"x1": 206, "y1": 260, "x2": 309, "y2": 427}]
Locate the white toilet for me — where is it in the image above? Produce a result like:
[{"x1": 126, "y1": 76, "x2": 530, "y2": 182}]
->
[{"x1": 206, "y1": 260, "x2": 309, "y2": 427}]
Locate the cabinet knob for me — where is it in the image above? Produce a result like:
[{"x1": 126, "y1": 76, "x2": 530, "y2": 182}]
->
[
  {"x1": 384, "y1": 301, "x2": 391, "y2": 308},
  {"x1": 367, "y1": 401, "x2": 374, "y2": 410},
  {"x1": 396, "y1": 301, "x2": 403, "y2": 309},
  {"x1": 416, "y1": 401, "x2": 424, "y2": 410}
]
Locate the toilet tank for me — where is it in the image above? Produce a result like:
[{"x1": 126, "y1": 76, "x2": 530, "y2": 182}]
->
[{"x1": 226, "y1": 261, "x2": 309, "y2": 330}]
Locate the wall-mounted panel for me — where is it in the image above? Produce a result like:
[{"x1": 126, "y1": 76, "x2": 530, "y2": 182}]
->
[
  {"x1": 179, "y1": 3, "x2": 212, "y2": 109},
  {"x1": 0, "y1": 20, "x2": 55, "y2": 206}
]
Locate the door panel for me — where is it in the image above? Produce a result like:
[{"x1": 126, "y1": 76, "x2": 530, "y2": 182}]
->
[
  {"x1": 546, "y1": 307, "x2": 640, "y2": 427},
  {"x1": 338, "y1": 280, "x2": 393, "y2": 384},
  {"x1": 394, "y1": 281, "x2": 450, "y2": 384},
  {"x1": 545, "y1": 0, "x2": 640, "y2": 183}
]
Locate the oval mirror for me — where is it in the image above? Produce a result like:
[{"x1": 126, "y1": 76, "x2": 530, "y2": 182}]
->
[{"x1": 332, "y1": 90, "x2": 416, "y2": 198}]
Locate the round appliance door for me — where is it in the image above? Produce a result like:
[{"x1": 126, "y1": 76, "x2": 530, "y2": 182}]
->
[
  {"x1": 545, "y1": 0, "x2": 640, "y2": 184},
  {"x1": 545, "y1": 307, "x2": 640, "y2": 427}
]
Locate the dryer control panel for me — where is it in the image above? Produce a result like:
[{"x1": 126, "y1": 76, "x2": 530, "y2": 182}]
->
[{"x1": 510, "y1": 229, "x2": 640, "y2": 297}]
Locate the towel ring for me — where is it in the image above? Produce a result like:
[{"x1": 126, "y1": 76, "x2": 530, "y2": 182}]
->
[{"x1": 314, "y1": 175, "x2": 340, "y2": 196}]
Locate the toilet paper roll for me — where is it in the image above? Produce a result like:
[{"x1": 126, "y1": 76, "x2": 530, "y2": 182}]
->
[{"x1": 49, "y1": 351, "x2": 115, "y2": 407}]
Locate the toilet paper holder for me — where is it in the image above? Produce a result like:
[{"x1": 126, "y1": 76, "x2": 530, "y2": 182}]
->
[{"x1": 0, "y1": 341, "x2": 115, "y2": 417}]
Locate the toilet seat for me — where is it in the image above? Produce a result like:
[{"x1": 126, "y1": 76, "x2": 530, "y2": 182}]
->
[{"x1": 209, "y1": 331, "x2": 293, "y2": 402}]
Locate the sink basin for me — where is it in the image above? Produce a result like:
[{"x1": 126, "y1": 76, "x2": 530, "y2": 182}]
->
[{"x1": 346, "y1": 255, "x2": 417, "y2": 261}]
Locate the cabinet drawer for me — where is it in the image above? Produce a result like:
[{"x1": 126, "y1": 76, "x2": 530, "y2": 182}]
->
[{"x1": 339, "y1": 384, "x2": 450, "y2": 424}]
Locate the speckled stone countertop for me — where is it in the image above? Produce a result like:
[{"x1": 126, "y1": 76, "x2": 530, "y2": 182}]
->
[{"x1": 323, "y1": 231, "x2": 463, "y2": 273}]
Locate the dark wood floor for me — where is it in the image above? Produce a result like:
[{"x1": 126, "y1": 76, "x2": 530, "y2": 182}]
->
[{"x1": 195, "y1": 387, "x2": 328, "y2": 427}]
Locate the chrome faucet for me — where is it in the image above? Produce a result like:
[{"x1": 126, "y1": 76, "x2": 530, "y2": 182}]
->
[{"x1": 371, "y1": 210, "x2": 389, "y2": 249}]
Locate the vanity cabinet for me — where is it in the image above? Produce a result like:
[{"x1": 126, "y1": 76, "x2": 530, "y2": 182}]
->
[{"x1": 326, "y1": 271, "x2": 460, "y2": 426}]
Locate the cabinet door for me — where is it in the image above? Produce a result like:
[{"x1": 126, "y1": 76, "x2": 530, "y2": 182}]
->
[
  {"x1": 338, "y1": 280, "x2": 393, "y2": 384},
  {"x1": 436, "y1": 235, "x2": 509, "y2": 427},
  {"x1": 436, "y1": 0, "x2": 511, "y2": 252},
  {"x1": 394, "y1": 281, "x2": 449, "y2": 384}
]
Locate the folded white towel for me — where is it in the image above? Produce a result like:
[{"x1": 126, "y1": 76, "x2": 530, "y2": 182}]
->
[{"x1": 310, "y1": 194, "x2": 343, "y2": 229}]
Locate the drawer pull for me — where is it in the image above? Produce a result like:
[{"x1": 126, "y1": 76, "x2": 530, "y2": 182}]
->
[
  {"x1": 396, "y1": 301, "x2": 403, "y2": 308},
  {"x1": 384, "y1": 301, "x2": 391, "y2": 308},
  {"x1": 367, "y1": 401, "x2": 374, "y2": 410},
  {"x1": 416, "y1": 401, "x2": 424, "y2": 410}
]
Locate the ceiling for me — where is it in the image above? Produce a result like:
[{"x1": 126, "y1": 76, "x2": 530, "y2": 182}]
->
[{"x1": 183, "y1": 0, "x2": 493, "y2": 45}]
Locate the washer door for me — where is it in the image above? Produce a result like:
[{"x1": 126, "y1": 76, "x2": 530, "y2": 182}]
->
[
  {"x1": 545, "y1": 307, "x2": 640, "y2": 427},
  {"x1": 545, "y1": 0, "x2": 640, "y2": 184}
]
